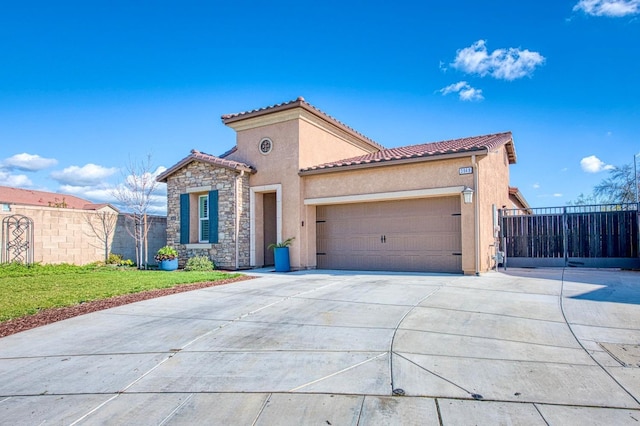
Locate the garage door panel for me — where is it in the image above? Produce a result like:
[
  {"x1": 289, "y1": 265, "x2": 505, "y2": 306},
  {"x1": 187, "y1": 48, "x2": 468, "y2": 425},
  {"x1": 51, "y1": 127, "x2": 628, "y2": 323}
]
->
[{"x1": 317, "y1": 197, "x2": 462, "y2": 273}]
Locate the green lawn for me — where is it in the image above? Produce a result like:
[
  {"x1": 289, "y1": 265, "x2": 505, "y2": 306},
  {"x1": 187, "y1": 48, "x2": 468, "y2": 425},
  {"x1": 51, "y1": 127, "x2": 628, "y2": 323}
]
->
[{"x1": 0, "y1": 263, "x2": 242, "y2": 322}]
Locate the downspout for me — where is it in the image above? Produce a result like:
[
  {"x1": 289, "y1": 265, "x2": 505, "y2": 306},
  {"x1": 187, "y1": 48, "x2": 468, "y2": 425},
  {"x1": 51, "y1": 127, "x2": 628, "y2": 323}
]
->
[{"x1": 473, "y1": 155, "x2": 480, "y2": 275}]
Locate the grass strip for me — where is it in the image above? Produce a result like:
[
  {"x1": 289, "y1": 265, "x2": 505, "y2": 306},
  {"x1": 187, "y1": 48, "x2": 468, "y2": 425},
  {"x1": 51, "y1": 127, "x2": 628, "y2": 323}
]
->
[{"x1": 0, "y1": 263, "x2": 242, "y2": 322}]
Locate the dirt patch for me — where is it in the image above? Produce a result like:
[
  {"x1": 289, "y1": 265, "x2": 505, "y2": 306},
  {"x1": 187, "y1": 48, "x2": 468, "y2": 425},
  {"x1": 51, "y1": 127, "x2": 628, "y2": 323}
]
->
[{"x1": 0, "y1": 275, "x2": 255, "y2": 338}]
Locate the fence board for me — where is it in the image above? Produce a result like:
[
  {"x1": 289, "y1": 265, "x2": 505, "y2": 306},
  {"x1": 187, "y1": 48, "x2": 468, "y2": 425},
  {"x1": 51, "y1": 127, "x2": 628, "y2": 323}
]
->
[{"x1": 500, "y1": 204, "x2": 639, "y2": 268}]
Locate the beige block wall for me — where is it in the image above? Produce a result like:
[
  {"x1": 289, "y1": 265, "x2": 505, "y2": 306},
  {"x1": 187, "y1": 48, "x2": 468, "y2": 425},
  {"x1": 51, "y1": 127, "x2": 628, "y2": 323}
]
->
[{"x1": 0, "y1": 205, "x2": 166, "y2": 265}]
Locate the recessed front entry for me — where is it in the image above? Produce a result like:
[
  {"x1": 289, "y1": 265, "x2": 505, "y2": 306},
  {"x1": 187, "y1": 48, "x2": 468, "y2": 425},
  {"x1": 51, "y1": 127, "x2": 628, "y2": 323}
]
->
[
  {"x1": 316, "y1": 197, "x2": 462, "y2": 273},
  {"x1": 263, "y1": 192, "x2": 277, "y2": 266}
]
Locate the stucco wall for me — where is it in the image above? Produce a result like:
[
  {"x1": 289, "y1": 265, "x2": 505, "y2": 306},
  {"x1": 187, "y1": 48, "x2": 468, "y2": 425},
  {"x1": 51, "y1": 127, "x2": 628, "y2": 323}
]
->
[
  {"x1": 297, "y1": 114, "x2": 377, "y2": 169},
  {"x1": 0, "y1": 205, "x2": 165, "y2": 265},
  {"x1": 302, "y1": 157, "x2": 475, "y2": 273},
  {"x1": 110, "y1": 214, "x2": 167, "y2": 266},
  {"x1": 164, "y1": 161, "x2": 250, "y2": 269},
  {"x1": 227, "y1": 120, "x2": 305, "y2": 268},
  {"x1": 303, "y1": 157, "x2": 475, "y2": 198},
  {"x1": 476, "y1": 145, "x2": 513, "y2": 271},
  {"x1": 301, "y1": 153, "x2": 508, "y2": 274}
]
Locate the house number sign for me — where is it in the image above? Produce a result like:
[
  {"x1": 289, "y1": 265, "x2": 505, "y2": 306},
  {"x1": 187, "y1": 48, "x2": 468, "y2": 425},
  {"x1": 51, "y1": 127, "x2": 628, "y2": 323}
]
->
[{"x1": 459, "y1": 167, "x2": 473, "y2": 175}]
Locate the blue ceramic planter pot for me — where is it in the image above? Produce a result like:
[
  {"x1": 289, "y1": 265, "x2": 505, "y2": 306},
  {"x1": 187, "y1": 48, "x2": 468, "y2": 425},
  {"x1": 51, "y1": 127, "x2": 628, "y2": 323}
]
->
[
  {"x1": 273, "y1": 247, "x2": 290, "y2": 272},
  {"x1": 159, "y1": 258, "x2": 178, "y2": 271}
]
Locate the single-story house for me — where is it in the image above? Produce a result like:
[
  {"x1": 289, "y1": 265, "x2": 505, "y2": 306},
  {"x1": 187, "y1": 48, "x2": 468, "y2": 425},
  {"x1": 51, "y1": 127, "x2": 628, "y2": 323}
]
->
[{"x1": 157, "y1": 97, "x2": 528, "y2": 274}]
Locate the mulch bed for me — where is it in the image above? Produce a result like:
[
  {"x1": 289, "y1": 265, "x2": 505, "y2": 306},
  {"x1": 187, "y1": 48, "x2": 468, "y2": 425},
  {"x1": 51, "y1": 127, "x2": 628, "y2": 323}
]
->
[{"x1": 0, "y1": 275, "x2": 255, "y2": 338}]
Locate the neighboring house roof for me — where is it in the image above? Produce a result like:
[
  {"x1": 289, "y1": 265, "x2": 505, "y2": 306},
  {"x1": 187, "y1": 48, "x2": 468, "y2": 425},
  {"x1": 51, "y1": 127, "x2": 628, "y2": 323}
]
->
[
  {"x1": 0, "y1": 185, "x2": 102, "y2": 210},
  {"x1": 84, "y1": 203, "x2": 120, "y2": 213},
  {"x1": 299, "y1": 132, "x2": 516, "y2": 174},
  {"x1": 221, "y1": 97, "x2": 385, "y2": 151},
  {"x1": 156, "y1": 149, "x2": 255, "y2": 183},
  {"x1": 508, "y1": 186, "x2": 531, "y2": 210}
]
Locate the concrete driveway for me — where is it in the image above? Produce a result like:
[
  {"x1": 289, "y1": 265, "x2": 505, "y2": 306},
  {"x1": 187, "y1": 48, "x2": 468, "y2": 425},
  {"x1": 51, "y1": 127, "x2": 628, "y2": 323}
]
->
[{"x1": 0, "y1": 268, "x2": 639, "y2": 425}]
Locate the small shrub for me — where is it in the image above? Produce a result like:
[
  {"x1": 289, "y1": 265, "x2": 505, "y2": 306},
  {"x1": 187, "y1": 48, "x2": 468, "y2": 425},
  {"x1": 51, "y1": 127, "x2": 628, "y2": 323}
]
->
[
  {"x1": 184, "y1": 255, "x2": 215, "y2": 271},
  {"x1": 155, "y1": 246, "x2": 178, "y2": 261},
  {"x1": 106, "y1": 253, "x2": 135, "y2": 267},
  {"x1": 119, "y1": 258, "x2": 135, "y2": 267},
  {"x1": 107, "y1": 253, "x2": 123, "y2": 265}
]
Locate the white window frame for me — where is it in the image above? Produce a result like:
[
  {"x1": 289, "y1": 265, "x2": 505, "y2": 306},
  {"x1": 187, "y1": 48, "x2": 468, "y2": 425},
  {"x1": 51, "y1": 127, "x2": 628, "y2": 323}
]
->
[{"x1": 199, "y1": 194, "x2": 209, "y2": 243}]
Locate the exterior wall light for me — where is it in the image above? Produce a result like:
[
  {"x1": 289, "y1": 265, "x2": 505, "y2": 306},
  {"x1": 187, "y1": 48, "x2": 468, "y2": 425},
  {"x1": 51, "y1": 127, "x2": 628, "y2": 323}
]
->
[{"x1": 462, "y1": 187, "x2": 474, "y2": 204}]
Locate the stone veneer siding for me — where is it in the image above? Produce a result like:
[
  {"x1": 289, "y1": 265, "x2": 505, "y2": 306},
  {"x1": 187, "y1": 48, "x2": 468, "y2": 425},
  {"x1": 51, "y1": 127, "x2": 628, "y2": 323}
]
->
[{"x1": 165, "y1": 161, "x2": 251, "y2": 269}]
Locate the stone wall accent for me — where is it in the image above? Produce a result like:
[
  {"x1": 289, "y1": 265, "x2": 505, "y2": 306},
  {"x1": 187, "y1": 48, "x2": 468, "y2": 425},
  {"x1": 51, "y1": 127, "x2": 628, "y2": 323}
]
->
[
  {"x1": 0, "y1": 205, "x2": 165, "y2": 265},
  {"x1": 165, "y1": 161, "x2": 251, "y2": 269}
]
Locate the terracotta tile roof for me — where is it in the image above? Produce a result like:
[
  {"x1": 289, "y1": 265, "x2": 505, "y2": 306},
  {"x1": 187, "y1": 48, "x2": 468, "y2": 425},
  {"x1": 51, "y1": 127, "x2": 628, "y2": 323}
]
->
[
  {"x1": 156, "y1": 149, "x2": 255, "y2": 183},
  {"x1": 0, "y1": 185, "x2": 96, "y2": 209},
  {"x1": 509, "y1": 186, "x2": 530, "y2": 209},
  {"x1": 219, "y1": 146, "x2": 237, "y2": 158},
  {"x1": 300, "y1": 131, "x2": 515, "y2": 173},
  {"x1": 83, "y1": 203, "x2": 120, "y2": 212},
  {"x1": 221, "y1": 97, "x2": 384, "y2": 151}
]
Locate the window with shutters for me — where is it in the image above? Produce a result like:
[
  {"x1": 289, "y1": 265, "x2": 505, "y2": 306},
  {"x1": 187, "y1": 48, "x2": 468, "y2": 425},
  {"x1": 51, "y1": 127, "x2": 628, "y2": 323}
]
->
[
  {"x1": 180, "y1": 190, "x2": 218, "y2": 245},
  {"x1": 199, "y1": 195, "x2": 209, "y2": 243}
]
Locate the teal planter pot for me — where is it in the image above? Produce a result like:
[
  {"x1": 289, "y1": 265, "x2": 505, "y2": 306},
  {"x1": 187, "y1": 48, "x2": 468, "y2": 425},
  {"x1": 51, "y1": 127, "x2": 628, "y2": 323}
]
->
[
  {"x1": 159, "y1": 258, "x2": 178, "y2": 271},
  {"x1": 273, "y1": 247, "x2": 290, "y2": 272}
]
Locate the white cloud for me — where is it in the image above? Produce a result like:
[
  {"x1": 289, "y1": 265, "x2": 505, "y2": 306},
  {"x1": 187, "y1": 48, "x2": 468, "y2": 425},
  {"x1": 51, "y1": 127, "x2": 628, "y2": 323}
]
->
[
  {"x1": 0, "y1": 170, "x2": 33, "y2": 187},
  {"x1": 532, "y1": 183, "x2": 540, "y2": 189},
  {"x1": 51, "y1": 163, "x2": 118, "y2": 186},
  {"x1": 3, "y1": 153, "x2": 58, "y2": 171},
  {"x1": 580, "y1": 155, "x2": 615, "y2": 173},
  {"x1": 451, "y1": 40, "x2": 545, "y2": 81},
  {"x1": 439, "y1": 81, "x2": 484, "y2": 101},
  {"x1": 573, "y1": 0, "x2": 640, "y2": 17},
  {"x1": 553, "y1": 193, "x2": 563, "y2": 197}
]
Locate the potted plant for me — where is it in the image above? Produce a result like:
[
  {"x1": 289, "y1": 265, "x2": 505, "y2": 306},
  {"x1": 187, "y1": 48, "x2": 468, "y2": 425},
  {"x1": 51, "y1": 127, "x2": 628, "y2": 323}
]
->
[
  {"x1": 155, "y1": 245, "x2": 178, "y2": 271},
  {"x1": 268, "y1": 237, "x2": 294, "y2": 272}
]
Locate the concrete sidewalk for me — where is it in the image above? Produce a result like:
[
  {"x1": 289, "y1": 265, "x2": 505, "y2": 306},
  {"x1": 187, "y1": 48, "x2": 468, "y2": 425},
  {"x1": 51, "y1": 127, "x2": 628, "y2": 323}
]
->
[{"x1": 0, "y1": 268, "x2": 639, "y2": 424}]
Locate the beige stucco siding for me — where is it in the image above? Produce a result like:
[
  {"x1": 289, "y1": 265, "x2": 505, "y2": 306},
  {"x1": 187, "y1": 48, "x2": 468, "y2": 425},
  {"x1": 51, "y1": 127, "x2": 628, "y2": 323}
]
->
[
  {"x1": 227, "y1": 120, "x2": 304, "y2": 268},
  {"x1": 476, "y1": 146, "x2": 512, "y2": 272},
  {"x1": 302, "y1": 157, "x2": 482, "y2": 274},
  {"x1": 303, "y1": 157, "x2": 476, "y2": 199},
  {"x1": 298, "y1": 117, "x2": 375, "y2": 169}
]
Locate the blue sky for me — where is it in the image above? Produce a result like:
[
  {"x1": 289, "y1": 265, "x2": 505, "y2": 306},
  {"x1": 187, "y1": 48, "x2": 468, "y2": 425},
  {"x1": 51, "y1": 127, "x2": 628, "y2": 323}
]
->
[{"x1": 1, "y1": 0, "x2": 639, "y2": 213}]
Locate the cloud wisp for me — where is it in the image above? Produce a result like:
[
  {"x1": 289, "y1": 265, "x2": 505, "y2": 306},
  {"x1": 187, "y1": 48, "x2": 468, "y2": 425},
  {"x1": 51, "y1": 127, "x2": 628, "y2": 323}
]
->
[
  {"x1": 451, "y1": 40, "x2": 546, "y2": 81},
  {"x1": 2, "y1": 153, "x2": 58, "y2": 171},
  {"x1": 580, "y1": 155, "x2": 615, "y2": 173},
  {"x1": 439, "y1": 81, "x2": 484, "y2": 101},
  {"x1": 50, "y1": 163, "x2": 118, "y2": 186},
  {"x1": 573, "y1": 0, "x2": 640, "y2": 17},
  {"x1": 0, "y1": 170, "x2": 32, "y2": 187}
]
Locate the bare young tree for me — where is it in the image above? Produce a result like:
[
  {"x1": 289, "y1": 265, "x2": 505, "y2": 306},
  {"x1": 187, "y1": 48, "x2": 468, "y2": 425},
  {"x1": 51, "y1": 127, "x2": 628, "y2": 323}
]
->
[
  {"x1": 112, "y1": 155, "x2": 162, "y2": 269},
  {"x1": 570, "y1": 163, "x2": 639, "y2": 206},
  {"x1": 593, "y1": 163, "x2": 637, "y2": 204},
  {"x1": 83, "y1": 209, "x2": 119, "y2": 262}
]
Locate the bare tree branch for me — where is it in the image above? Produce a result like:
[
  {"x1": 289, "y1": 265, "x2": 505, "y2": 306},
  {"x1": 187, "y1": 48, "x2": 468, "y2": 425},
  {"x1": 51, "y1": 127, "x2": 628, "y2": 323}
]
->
[
  {"x1": 111, "y1": 155, "x2": 162, "y2": 269},
  {"x1": 83, "y1": 210, "x2": 118, "y2": 262}
]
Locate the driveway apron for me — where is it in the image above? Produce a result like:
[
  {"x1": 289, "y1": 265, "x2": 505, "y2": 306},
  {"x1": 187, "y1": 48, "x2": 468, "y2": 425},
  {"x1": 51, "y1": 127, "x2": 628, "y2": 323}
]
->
[{"x1": 1, "y1": 269, "x2": 639, "y2": 425}]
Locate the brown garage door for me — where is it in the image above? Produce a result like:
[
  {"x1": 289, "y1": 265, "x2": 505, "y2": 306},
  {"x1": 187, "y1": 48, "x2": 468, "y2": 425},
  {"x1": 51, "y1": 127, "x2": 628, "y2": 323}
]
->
[{"x1": 316, "y1": 197, "x2": 462, "y2": 273}]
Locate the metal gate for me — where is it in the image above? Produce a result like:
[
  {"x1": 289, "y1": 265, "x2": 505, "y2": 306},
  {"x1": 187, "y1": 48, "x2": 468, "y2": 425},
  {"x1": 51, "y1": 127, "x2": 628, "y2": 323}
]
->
[
  {"x1": 500, "y1": 203, "x2": 640, "y2": 269},
  {"x1": 1, "y1": 214, "x2": 34, "y2": 265}
]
